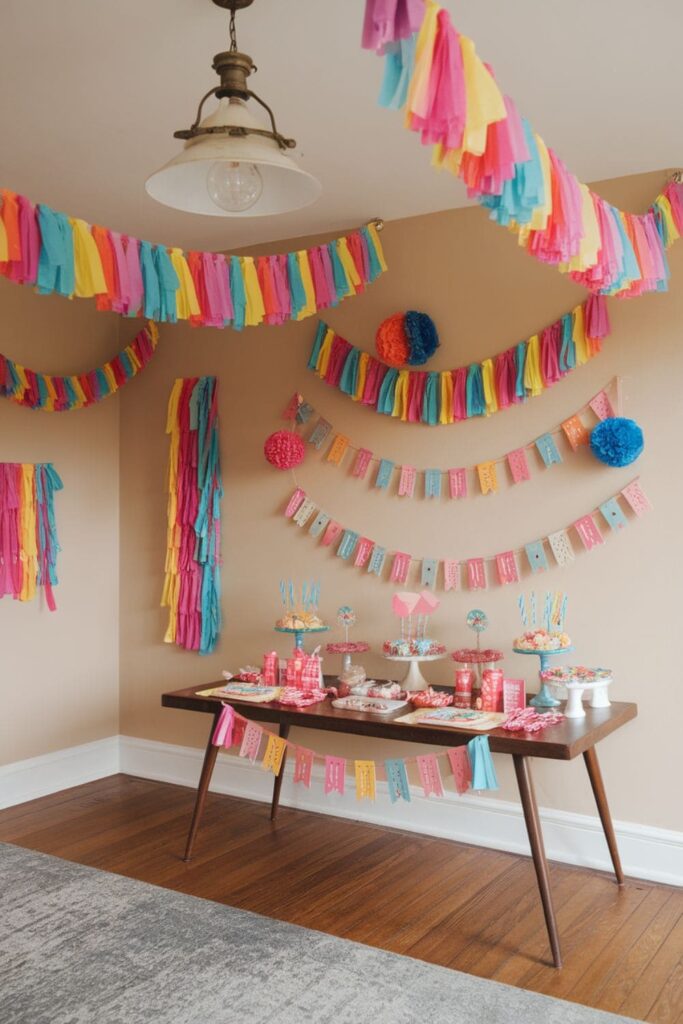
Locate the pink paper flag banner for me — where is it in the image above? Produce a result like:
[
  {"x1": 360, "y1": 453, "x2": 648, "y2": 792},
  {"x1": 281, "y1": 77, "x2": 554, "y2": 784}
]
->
[
  {"x1": 282, "y1": 393, "x2": 301, "y2": 420},
  {"x1": 398, "y1": 465, "x2": 417, "y2": 498},
  {"x1": 239, "y1": 722, "x2": 263, "y2": 763},
  {"x1": 352, "y1": 448, "x2": 373, "y2": 478},
  {"x1": 390, "y1": 552, "x2": 412, "y2": 584},
  {"x1": 448, "y1": 468, "x2": 467, "y2": 499},
  {"x1": 444, "y1": 560, "x2": 460, "y2": 591},
  {"x1": 589, "y1": 390, "x2": 615, "y2": 421},
  {"x1": 495, "y1": 551, "x2": 519, "y2": 585},
  {"x1": 447, "y1": 747, "x2": 472, "y2": 795},
  {"x1": 354, "y1": 537, "x2": 375, "y2": 567},
  {"x1": 321, "y1": 520, "x2": 344, "y2": 546},
  {"x1": 293, "y1": 747, "x2": 314, "y2": 787},
  {"x1": 284, "y1": 488, "x2": 306, "y2": 518},
  {"x1": 548, "y1": 529, "x2": 575, "y2": 566},
  {"x1": 324, "y1": 755, "x2": 346, "y2": 795},
  {"x1": 292, "y1": 497, "x2": 317, "y2": 527},
  {"x1": 507, "y1": 448, "x2": 531, "y2": 484},
  {"x1": 467, "y1": 558, "x2": 487, "y2": 590},
  {"x1": 574, "y1": 514, "x2": 604, "y2": 550},
  {"x1": 621, "y1": 479, "x2": 652, "y2": 517},
  {"x1": 212, "y1": 704, "x2": 235, "y2": 748},
  {"x1": 416, "y1": 754, "x2": 444, "y2": 798}
]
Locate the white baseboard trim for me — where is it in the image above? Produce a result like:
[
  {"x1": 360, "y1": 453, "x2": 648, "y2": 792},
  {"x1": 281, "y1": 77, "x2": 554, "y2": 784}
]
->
[
  {"x1": 119, "y1": 735, "x2": 683, "y2": 888},
  {"x1": 0, "y1": 736, "x2": 120, "y2": 810},
  {"x1": 2, "y1": 735, "x2": 680, "y2": 887}
]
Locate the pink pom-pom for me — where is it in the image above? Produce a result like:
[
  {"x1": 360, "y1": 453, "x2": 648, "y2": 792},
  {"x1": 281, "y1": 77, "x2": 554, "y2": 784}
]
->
[{"x1": 264, "y1": 430, "x2": 305, "y2": 470}]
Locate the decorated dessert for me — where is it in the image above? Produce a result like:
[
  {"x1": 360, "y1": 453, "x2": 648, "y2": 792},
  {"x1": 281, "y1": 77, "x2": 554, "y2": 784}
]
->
[
  {"x1": 276, "y1": 610, "x2": 326, "y2": 631},
  {"x1": 409, "y1": 687, "x2": 454, "y2": 708},
  {"x1": 540, "y1": 666, "x2": 612, "y2": 684},
  {"x1": 384, "y1": 638, "x2": 446, "y2": 657},
  {"x1": 452, "y1": 647, "x2": 503, "y2": 664},
  {"x1": 514, "y1": 629, "x2": 571, "y2": 652}
]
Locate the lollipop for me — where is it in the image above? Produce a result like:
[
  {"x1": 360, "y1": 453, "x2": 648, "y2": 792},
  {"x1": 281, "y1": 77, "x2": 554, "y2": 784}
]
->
[
  {"x1": 466, "y1": 609, "x2": 489, "y2": 633},
  {"x1": 337, "y1": 605, "x2": 356, "y2": 628}
]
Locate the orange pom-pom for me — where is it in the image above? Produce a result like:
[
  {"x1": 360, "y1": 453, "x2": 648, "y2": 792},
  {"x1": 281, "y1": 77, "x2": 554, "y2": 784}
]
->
[{"x1": 376, "y1": 313, "x2": 410, "y2": 367}]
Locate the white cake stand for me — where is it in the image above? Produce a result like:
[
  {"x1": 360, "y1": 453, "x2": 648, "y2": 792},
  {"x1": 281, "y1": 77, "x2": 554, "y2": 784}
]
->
[
  {"x1": 383, "y1": 653, "x2": 446, "y2": 691},
  {"x1": 545, "y1": 674, "x2": 613, "y2": 718}
]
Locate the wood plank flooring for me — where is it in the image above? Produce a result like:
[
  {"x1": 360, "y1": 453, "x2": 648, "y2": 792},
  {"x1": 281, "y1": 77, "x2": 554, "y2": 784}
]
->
[{"x1": 0, "y1": 774, "x2": 681, "y2": 1022}]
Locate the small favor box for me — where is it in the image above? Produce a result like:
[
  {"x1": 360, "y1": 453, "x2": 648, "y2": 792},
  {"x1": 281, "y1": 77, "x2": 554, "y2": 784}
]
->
[
  {"x1": 481, "y1": 668, "x2": 504, "y2": 712},
  {"x1": 503, "y1": 678, "x2": 526, "y2": 713},
  {"x1": 262, "y1": 651, "x2": 279, "y2": 686},
  {"x1": 300, "y1": 651, "x2": 323, "y2": 689},
  {"x1": 285, "y1": 648, "x2": 306, "y2": 686}
]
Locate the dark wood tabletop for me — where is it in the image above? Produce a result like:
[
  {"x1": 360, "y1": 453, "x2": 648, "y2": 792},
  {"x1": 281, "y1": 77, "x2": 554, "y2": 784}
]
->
[{"x1": 162, "y1": 678, "x2": 637, "y2": 761}]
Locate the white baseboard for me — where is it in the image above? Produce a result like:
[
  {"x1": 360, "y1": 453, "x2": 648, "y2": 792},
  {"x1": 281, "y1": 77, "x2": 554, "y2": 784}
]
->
[
  {"x1": 1, "y1": 735, "x2": 680, "y2": 887},
  {"x1": 0, "y1": 736, "x2": 120, "y2": 810},
  {"x1": 119, "y1": 735, "x2": 683, "y2": 888}
]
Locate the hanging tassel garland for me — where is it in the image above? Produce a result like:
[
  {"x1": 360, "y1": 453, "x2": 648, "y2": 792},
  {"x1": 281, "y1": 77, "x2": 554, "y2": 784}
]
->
[{"x1": 0, "y1": 462, "x2": 63, "y2": 609}]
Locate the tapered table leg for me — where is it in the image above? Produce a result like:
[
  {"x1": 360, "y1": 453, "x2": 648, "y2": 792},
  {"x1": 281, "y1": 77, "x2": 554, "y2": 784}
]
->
[
  {"x1": 513, "y1": 754, "x2": 563, "y2": 969},
  {"x1": 183, "y1": 712, "x2": 220, "y2": 862},
  {"x1": 270, "y1": 722, "x2": 290, "y2": 821},
  {"x1": 583, "y1": 745, "x2": 624, "y2": 885}
]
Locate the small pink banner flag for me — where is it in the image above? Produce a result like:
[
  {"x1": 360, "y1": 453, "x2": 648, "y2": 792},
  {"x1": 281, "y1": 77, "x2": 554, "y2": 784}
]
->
[
  {"x1": 495, "y1": 550, "x2": 519, "y2": 585},
  {"x1": 321, "y1": 520, "x2": 343, "y2": 546},
  {"x1": 324, "y1": 756, "x2": 346, "y2": 795},
  {"x1": 281, "y1": 393, "x2": 301, "y2": 420},
  {"x1": 574, "y1": 514, "x2": 604, "y2": 550},
  {"x1": 354, "y1": 537, "x2": 374, "y2": 567},
  {"x1": 447, "y1": 747, "x2": 471, "y2": 795},
  {"x1": 589, "y1": 390, "x2": 615, "y2": 421},
  {"x1": 467, "y1": 558, "x2": 487, "y2": 590},
  {"x1": 212, "y1": 705, "x2": 235, "y2": 748},
  {"x1": 390, "y1": 552, "x2": 411, "y2": 584},
  {"x1": 352, "y1": 448, "x2": 373, "y2": 479},
  {"x1": 239, "y1": 722, "x2": 263, "y2": 763},
  {"x1": 507, "y1": 448, "x2": 531, "y2": 483},
  {"x1": 398, "y1": 465, "x2": 417, "y2": 498},
  {"x1": 448, "y1": 468, "x2": 467, "y2": 499},
  {"x1": 417, "y1": 754, "x2": 444, "y2": 798},
  {"x1": 444, "y1": 560, "x2": 460, "y2": 591},
  {"x1": 294, "y1": 747, "x2": 314, "y2": 787},
  {"x1": 621, "y1": 479, "x2": 652, "y2": 517},
  {"x1": 284, "y1": 488, "x2": 306, "y2": 518}
]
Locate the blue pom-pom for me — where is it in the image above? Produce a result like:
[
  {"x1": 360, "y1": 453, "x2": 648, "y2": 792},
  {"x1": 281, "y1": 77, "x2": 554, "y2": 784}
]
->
[
  {"x1": 404, "y1": 311, "x2": 439, "y2": 366},
  {"x1": 590, "y1": 417, "x2": 644, "y2": 467}
]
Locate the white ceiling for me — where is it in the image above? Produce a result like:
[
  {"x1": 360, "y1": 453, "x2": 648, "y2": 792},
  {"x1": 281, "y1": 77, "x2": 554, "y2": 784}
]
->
[{"x1": 1, "y1": 0, "x2": 681, "y2": 252}]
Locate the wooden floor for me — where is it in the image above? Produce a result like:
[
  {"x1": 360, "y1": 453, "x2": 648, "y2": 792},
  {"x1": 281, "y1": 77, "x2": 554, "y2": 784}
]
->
[{"x1": 0, "y1": 775, "x2": 681, "y2": 1023}]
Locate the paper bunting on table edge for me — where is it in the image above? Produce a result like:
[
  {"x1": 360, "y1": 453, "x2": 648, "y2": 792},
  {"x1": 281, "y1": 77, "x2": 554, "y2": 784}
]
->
[
  {"x1": 281, "y1": 478, "x2": 651, "y2": 590},
  {"x1": 280, "y1": 379, "x2": 623, "y2": 499},
  {"x1": 161, "y1": 376, "x2": 223, "y2": 654},
  {"x1": 361, "y1": 1, "x2": 683, "y2": 297},
  {"x1": 0, "y1": 462, "x2": 63, "y2": 609},
  {"x1": 0, "y1": 322, "x2": 158, "y2": 412},
  {"x1": 211, "y1": 703, "x2": 499, "y2": 801},
  {"x1": 0, "y1": 187, "x2": 386, "y2": 329},
  {"x1": 308, "y1": 294, "x2": 609, "y2": 425}
]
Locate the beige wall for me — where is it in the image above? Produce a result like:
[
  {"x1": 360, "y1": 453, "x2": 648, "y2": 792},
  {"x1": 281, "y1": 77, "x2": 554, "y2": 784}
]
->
[
  {"x1": 118, "y1": 169, "x2": 683, "y2": 834},
  {"x1": 0, "y1": 284, "x2": 121, "y2": 764}
]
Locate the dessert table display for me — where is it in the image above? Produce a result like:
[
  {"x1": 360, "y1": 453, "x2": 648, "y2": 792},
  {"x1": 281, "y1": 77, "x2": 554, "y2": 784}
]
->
[{"x1": 383, "y1": 590, "x2": 447, "y2": 690}]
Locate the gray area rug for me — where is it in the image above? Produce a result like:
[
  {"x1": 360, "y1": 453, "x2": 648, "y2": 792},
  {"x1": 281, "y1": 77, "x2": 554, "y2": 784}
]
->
[{"x1": 0, "y1": 842, "x2": 639, "y2": 1024}]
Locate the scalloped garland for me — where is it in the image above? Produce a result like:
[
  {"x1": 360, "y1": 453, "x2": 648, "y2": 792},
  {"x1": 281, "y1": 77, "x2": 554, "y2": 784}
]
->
[{"x1": 308, "y1": 295, "x2": 610, "y2": 425}]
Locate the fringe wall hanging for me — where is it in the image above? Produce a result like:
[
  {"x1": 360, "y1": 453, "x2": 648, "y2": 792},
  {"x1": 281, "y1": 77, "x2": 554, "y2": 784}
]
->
[
  {"x1": 161, "y1": 377, "x2": 223, "y2": 654},
  {"x1": 0, "y1": 187, "x2": 386, "y2": 329},
  {"x1": 0, "y1": 323, "x2": 158, "y2": 411},
  {"x1": 0, "y1": 462, "x2": 63, "y2": 610},
  {"x1": 308, "y1": 294, "x2": 609, "y2": 425},
  {"x1": 361, "y1": 1, "x2": 683, "y2": 297}
]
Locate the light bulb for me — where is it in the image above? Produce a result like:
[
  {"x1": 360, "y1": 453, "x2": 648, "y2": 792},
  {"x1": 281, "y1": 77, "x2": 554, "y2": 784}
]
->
[{"x1": 206, "y1": 160, "x2": 263, "y2": 213}]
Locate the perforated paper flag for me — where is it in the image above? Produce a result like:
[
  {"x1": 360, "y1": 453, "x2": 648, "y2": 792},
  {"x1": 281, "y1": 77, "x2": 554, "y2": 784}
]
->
[
  {"x1": 421, "y1": 559, "x2": 438, "y2": 589},
  {"x1": 352, "y1": 448, "x2": 373, "y2": 478},
  {"x1": 447, "y1": 747, "x2": 472, "y2": 795},
  {"x1": 354, "y1": 760, "x2": 376, "y2": 801},
  {"x1": 308, "y1": 511, "x2": 330, "y2": 538},
  {"x1": 599, "y1": 497, "x2": 628, "y2": 531},
  {"x1": 525, "y1": 540, "x2": 549, "y2": 573},
  {"x1": 589, "y1": 390, "x2": 615, "y2": 421},
  {"x1": 467, "y1": 558, "x2": 487, "y2": 590},
  {"x1": 309, "y1": 417, "x2": 332, "y2": 448},
  {"x1": 321, "y1": 520, "x2": 344, "y2": 547},
  {"x1": 495, "y1": 551, "x2": 519, "y2": 585},
  {"x1": 375, "y1": 458, "x2": 395, "y2": 489},
  {"x1": 477, "y1": 461, "x2": 498, "y2": 495},
  {"x1": 548, "y1": 529, "x2": 575, "y2": 566},
  {"x1": 574, "y1": 514, "x2": 604, "y2": 550},
  {"x1": 327, "y1": 434, "x2": 349, "y2": 465},
  {"x1": 398, "y1": 465, "x2": 417, "y2": 497},
  {"x1": 296, "y1": 401, "x2": 314, "y2": 425},
  {"x1": 294, "y1": 747, "x2": 314, "y2": 787},
  {"x1": 292, "y1": 497, "x2": 316, "y2": 527},
  {"x1": 385, "y1": 758, "x2": 411, "y2": 803},
  {"x1": 425, "y1": 469, "x2": 442, "y2": 498},
  {"x1": 239, "y1": 722, "x2": 263, "y2": 763},
  {"x1": 284, "y1": 488, "x2": 306, "y2": 518},
  {"x1": 324, "y1": 756, "x2": 346, "y2": 795},
  {"x1": 507, "y1": 448, "x2": 531, "y2": 483},
  {"x1": 368, "y1": 545, "x2": 387, "y2": 576},
  {"x1": 562, "y1": 415, "x2": 589, "y2": 450},
  {"x1": 261, "y1": 734, "x2": 287, "y2": 776},
  {"x1": 535, "y1": 433, "x2": 563, "y2": 467},
  {"x1": 621, "y1": 479, "x2": 652, "y2": 517},
  {"x1": 354, "y1": 537, "x2": 374, "y2": 567},
  {"x1": 448, "y1": 468, "x2": 467, "y2": 499},
  {"x1": 282, "y1": 393, "x2": 301, "y2": 420},
  {"x1": 390, "y1": 552, "x2": 411, "y2": 584},
  {"x1": 444, "y1": 560, "x2": 460, "y2": 591},
  {"x1": 416, "y1": 754, "x2": 444, "y2": 798},
  {"x1": 337, "y1": 530, "x2": 359, "y2": 560}
]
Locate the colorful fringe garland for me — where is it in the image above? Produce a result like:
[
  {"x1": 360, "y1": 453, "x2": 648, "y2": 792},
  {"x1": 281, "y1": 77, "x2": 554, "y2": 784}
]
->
[
  {"x1": 0, "y1": 462, "x2": 63, "y2": 610},
  {"x1": 362, "y1": 1, "x2": 683, "y2": 297},
  {"x1": 161, "y1": 377, "x2": 222, "y2": 654},
  {"x1": 0, "y1": 188, "x2": 386, "y2": 329},
  {"x1": 308, "y1": 294, "x2": 609, "y2": 425},
  {"x1": 0, "y1": 323, "x2": 158, "y2": 412}
]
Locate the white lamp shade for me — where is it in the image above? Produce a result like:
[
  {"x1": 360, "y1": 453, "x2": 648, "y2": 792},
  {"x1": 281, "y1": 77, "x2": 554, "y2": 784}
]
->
[{"x1": 145, "y1": 98, "x2": 321, "y2": 217}]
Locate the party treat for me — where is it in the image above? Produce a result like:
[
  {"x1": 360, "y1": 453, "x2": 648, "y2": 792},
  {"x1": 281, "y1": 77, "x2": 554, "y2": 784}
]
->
[
  {"x1": 410, "y1": 687, "x2": 454, "y2": 708},
  {"x1": 540, "y1": 665, "x2": 613, "y2": 717},
  {"x1": 383, "y1": 639, "x2": 446, "y2": 657},
  {"x1": 337, "y1": 605, "x2": 357, "y2": 629},
  {"x1": 452, "y1": 648, "x2": 503, "y2": 665},
  {"x1": 276, "y1": 610, "x2": 327, "y2": 631},
  {"x1": 514, "y1": 629, "x2": 571, "y2": 652}
]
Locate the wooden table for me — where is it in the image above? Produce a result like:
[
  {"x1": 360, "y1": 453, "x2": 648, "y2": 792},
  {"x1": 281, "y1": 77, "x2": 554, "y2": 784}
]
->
[{"x1": 162, "y1": 681, "x2": 637, "y2": 969}]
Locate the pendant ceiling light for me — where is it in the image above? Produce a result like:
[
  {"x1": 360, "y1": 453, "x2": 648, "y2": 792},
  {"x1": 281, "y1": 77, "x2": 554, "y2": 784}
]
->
[{"x1": 145, "y1": 0, "x2": 321, "y2": 217}]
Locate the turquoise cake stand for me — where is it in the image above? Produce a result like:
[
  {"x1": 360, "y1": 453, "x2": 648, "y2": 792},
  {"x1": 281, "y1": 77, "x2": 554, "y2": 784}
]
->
[
  {"x1": 275, "y1": 625, "x2": 329, "y2": 653},
  {"x1": 513, "y1": 646, "x2": 574, "y2": 709}
]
